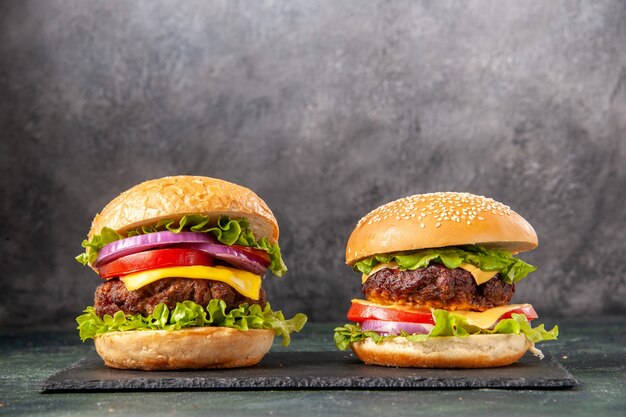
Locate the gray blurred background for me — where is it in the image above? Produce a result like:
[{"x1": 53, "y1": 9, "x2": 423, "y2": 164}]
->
[{"x1": 1, "y1": 0, "x2": 625, "y2": 328}]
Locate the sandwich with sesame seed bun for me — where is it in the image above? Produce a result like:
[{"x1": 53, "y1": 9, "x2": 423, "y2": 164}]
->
[{"x1": 334, "y1": 192, "x2": 558, "y2": 368}]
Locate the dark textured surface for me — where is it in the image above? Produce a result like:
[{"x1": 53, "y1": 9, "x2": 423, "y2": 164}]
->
[
  {"x1": 1, "y1": 1, "x2": 625, "y2": 326},
  {"x1": 41, "y1": 351, "x2": 577, "y2": 392},
  {"x1": 2, "y1": 320, "x2": 625, "y2": 416}
]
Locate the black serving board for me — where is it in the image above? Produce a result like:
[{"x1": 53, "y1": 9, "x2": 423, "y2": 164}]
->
[{"x1": 41, "y1": 351, "x2": 577, "y2": 392}]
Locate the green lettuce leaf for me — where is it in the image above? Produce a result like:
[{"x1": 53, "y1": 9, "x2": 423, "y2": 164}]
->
[
  {"x1": 334, "y1": 325, "x2": 383, "y2": 351},
  {"x1": 77, "y1": 300, "x2": 307, "y2": 347},
  {"x1": 333, "y1": 311, "x2": 558, "y2": 351},
  {"x1": 75, "y1": 227, "x2": 124, "y2": 265},
  {"x1": 76, "y1": 215, "x2": 287, "y2": 277},
  {"x1": 353, "y1": 245, "x2": 536, "y2": 284}
]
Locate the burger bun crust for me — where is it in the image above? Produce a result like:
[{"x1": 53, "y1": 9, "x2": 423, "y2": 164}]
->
[
  {"x1": 346, "y1": 192, "x2": 538, "y2": 264},
  {"x1": 88, "y1": 175, "x2": 279, "y2": 244},
  {"x1": 351, "y1": 333, "x2": 531, "y2": 368},
  {"x1": 94, "y1": 327, "x2": 275, "y2": 370}
]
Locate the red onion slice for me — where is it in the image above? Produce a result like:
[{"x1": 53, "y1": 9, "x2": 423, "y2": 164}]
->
[
  {"x1": 360, "y1": 319, "x2": 434, "y2": 336},
  {"x1": 95, "y1": 231, "x2": 270, "y2": 275},
  {"x1": 177, "y1": 242, "x2": 269, "y2": 276},
  {"x1": 96, "y1": 231, "x2": 215, "y2": 267}
]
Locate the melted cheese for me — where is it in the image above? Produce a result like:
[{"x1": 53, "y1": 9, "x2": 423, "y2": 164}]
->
[
  {"x1": 361, "y1": 262, "x2": 497, "y2": 285},
  {"x1": 351, "y1": 299, "x2": 532, "y2": 329},
  {"x1": 361, "y1": 262, "x2": 399, "y2": 283},
  {"x1": 351, "y1": 299, "x2": 432, "y2": 314},
  {"x1": 458, "y1": 263, "x2": 498, "y2": 285},
  {"x1": 446, "y1": 304, "x2": 533, "y2": 328},
  {"x1": 120, "y1": 265, "x2": 261, "y2": 300}
]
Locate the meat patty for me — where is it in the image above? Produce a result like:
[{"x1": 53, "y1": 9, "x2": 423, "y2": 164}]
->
[
  {"x1": 94, "y1": 278, "x2": 266, "y2": 317},
  {"x1": 362, "y1": 263, "x2": 514, "y2": 311}
]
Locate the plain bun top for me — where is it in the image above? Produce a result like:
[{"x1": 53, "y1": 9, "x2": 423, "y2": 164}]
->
[
  {"x1": 88, "y1": 176, "x2": 279, "y2": 243},
  {"x1": 346, "y1": 192, "x2": 537, "y2": 265}
]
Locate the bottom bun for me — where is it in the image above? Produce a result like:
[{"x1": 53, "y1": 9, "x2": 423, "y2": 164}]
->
[
  {"x1": 94, "y1": 327, "x2": 275, "y2": 370},
  {"x1": 351, "y1": 334, "x2": 530, "y2": 368}
]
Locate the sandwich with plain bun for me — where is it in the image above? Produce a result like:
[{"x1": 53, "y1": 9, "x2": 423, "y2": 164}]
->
[
  {"x1": 334, "y1": 192, "x2": 558, "y2": 368},
  {"x1": 76, "y1": 175, "x2": 307, "y2": 370}
]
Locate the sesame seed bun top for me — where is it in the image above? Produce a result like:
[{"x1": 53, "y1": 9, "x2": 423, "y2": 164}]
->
[
  {"x1": 88, "y1": 176, "x2": 279, "y2": 244},
  {"x1": 345, "y1": 192, "x2": 538, "y2": 265}
]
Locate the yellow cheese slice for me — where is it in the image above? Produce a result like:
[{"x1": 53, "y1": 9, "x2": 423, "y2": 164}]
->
[
  {"x1": 350, "y1": 299, "x2": 532, "y2": 329},
  {"x1": 120, "y1": 265, "x2": 261, "y2": 300},
  {"x1": 446, "y1": 304, "x2": 533, "y2": 328},
  {"x1": 361, "y1": 262, "x2": 497, "y2": 285},
  {"x1": 351, "y1": 299, "x2": 432, "y2": 314},
  {"x1": 458, "y1": 263, "x2": 498, "y2": 285}
]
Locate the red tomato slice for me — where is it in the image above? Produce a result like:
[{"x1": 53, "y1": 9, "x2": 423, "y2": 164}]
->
[
  {"x1": 231, "y1": 245, "x2": 271, "y2": 265},
  {"x1": 347, "y1": 302, "x2": 436, "y2": 325},
  {"x1": 97, "y1": 248, "x2": 214, "y2": 279},
  {"x1": 499, "y1": 305, "x2": 538, "y2": 321},
  {"x1": 347, "y1": 302, "x2": 539, "y2": 326}
]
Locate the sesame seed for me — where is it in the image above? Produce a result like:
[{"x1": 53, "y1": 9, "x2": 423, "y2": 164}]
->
[{"x1": 353, "y1": 192, "x2": 512, "y2": 230}]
